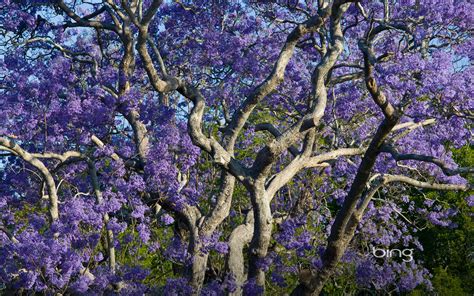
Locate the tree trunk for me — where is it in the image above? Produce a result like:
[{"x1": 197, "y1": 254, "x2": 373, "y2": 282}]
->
[
  {"x1": 227, "y1": 211, "x2": 254, "y2": 296},
  {"x1": 188, "y1": 173, "x2": 236, "y2": 294},
  {"x1": 247, "y1": 184, "x2": 273, "y2": 289},
  {"x1": 188, "y1": 243, "x2": 210, "y2": 296},
  {"x1": 291, "y1": 116, "x2": 400, "y2": 295}
]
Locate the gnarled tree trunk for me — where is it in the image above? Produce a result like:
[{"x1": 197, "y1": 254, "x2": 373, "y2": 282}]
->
[
  {"x1": 227, "y1": 211, "x2": 254, "y2": 296},
  {"x1": 247, "y1": 183, "x2": 273, "y2": 289}
]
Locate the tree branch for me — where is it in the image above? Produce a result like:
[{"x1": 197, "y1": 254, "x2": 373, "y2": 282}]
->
[
  {"x1": 87, "y1": 161, "x2": 116, "y2": 273},
  {"x1": 251, "y1": 1, "x2": 353, "y2": 179},
  {"x1": 224, "y1": 8, "x2": 331, "y2": 151},
  {"x1": 0, "y1": 138, "x2": 59, "y2": 222},
  {"x1": 255, "y1": 123, "x2": 300, "y2": 157},
  {"x1": 381, "y1": 145, "x2": 474, "y2": 176},
  {"x1": 56, "y1": 1, "x2": 117, "y2": 32},
  {"x1": 383, "y1": 174, "x2": 471, "y2": 191}
]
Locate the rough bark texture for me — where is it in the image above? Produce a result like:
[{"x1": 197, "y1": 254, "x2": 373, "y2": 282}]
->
[
  {"x1": 247, "y1": 183, "x2": 273, "y2": 288},
  {"x1": 227, "y1": 211, "x2": 254, "y2": 296},
  {"x1": 188, "y1": 241, "x2": 210, "y2": 295},
  {"x1": 290, "y1": 26, "x2": 401, "y2": 295},
  {"x1": 189, "y1": 173, "x2": 236, "y2": 293}
]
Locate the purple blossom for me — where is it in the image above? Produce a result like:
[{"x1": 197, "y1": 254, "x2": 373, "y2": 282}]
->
[
  {"x1": 243, "y1": 278, "x2": 264, "y2": 296},
  {"x1": 137, "y1": 223, "x2": 151, "y2": 243},
  {"x1": 466, "y1": 195, "x2": 474, "y2": 207},
  {"x1": 164, "y1": 278, "x2": 193, "y2": 296},
  {"x1": 161, "y1": 214, "x2": 175, "y2": 225}
]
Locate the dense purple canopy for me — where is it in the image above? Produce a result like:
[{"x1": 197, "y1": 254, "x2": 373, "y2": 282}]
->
[{"x1": 0, "y1": 0, "x2": 472, "y2": 295}]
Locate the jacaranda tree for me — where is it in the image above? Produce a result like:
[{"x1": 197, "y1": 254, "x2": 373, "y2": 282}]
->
[{"x1": 0, "y1": 0, "x2": 472, "y2": 295}]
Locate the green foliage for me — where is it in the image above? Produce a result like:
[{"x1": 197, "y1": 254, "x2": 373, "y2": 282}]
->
[
  {"x1": 414, "y1": 145, "x2": 474, "y2": 294},
  {"x1": 322, "y1": 264, "x2": 359, "y2": 296},
  {"x1": 430, "y1": 267, "x2": 466, "y2": 296},
  {"x1": 116, "y1": 225, "x2": 175, "y2": 287}
]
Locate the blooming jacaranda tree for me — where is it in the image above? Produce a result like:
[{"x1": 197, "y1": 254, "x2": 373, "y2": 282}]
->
[{"x1": 0, "y1": 0, "x2": 472, "y2": 295}]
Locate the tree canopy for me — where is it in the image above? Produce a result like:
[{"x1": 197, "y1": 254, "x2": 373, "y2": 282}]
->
[{"x1": 0, "y1": 0, "x2": 472, "y2": 295}]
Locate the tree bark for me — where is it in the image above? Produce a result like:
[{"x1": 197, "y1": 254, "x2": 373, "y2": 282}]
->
[
  {"x1": 0, "y1": 138, "x2": 59, "y2": 222},
  {"x1": 188, "y1": 241, "x2": 210, "y2": 295},
  {"x1": 227, "y1": 211, "x2": 254, "y2": 296},
  {"x1": 247, "y1": 183, "x2": 273, "y2": 289}
]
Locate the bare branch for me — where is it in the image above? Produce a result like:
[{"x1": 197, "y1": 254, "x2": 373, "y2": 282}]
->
[
  {"x1": 392, "y1": 118, "x2": 436, "y2": 132},
  {"x1": 141, "y1": 0, "x2": 163, "y2": 26},
  {"x1": 0, "y1": 138, "x2": 59, "y2": 221},
  {"x1": 382, "y1": 145, "x2": 474, "y2": 176},
  {"x1": 30, "y1": 151, "x2": 83, "y2": 163},
  {"x1": 24, "y1": 37, "x2": 98, "y2": 71},
  {"x1": 383, "y1": 174, "x2": 471, "y2": 191},
  {"x1": 305, "y1": 148, "x2": 365, "y2": 168},
  {"x1": 56, "y1": 1, "x2": 117, "y2": 32},
  {"x1": 147, "y1": 36, "x2": 168, "y2": 76},
  {"x1": 359, "y1": 39, "x2": 398, "y2": 121},
  {"x1": 255, "y1": 123, "x2": 300, "y2": 157},
  {"x1": 90, "y1": 135, "x2": 121, "y2": 161}
]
